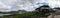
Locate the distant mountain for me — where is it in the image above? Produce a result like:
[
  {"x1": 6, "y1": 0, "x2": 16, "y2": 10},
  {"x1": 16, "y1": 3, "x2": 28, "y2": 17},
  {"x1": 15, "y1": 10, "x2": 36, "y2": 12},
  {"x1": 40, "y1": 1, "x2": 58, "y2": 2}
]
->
[{"x1": 18, "y1": 10, "x2": 27, "y2": 12}]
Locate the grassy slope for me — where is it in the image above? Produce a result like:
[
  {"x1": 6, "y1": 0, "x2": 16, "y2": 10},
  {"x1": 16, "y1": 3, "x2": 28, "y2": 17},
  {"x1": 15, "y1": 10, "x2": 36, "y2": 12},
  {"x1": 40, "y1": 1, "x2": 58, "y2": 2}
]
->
[
  {"x1": 4, "y1": 12, "x2": 50, "y2": 18},
  {"x1": 14, "y1": 12, "x2": 35, "y2": 18},
  {"x1": 4, "y1": 12, "x2": 35, "y2": 18}
]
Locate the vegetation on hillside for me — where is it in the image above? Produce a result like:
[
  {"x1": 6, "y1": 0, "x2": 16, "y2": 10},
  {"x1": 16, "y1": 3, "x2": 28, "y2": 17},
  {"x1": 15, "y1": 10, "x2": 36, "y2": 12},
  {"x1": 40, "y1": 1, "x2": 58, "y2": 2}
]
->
[
  {"x1": 3, "y1": 11, "x2": 50, "y2": 18},
  {"x1": 3, "y1": 5, "x2": 53, "y2": 18}
]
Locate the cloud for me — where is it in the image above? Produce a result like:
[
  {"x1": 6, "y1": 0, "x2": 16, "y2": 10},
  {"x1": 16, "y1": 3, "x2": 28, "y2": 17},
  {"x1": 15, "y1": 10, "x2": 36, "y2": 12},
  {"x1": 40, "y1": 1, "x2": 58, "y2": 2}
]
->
[
  {"x1": 0, "y1": 1, "x2": 11, "y2": 12},
  {"x1": 0, "y1": 0, "x2": 49, "y2": 12},
  {"x1": 48, "y1": 0, "x2": 60, "y2": 8},
  {"x1": 17, "y1": 0, "x2": 48, "y2": 11}
]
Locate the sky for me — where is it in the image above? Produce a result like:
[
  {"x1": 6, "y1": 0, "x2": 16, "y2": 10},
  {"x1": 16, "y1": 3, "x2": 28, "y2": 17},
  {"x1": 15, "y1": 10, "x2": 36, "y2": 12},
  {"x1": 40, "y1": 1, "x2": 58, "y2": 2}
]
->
[
  {"x1": 48, "y1": 0, "x2": 60, "y2": 8},
  {"x1": 0, "y1": 0, "x2": 59, "y2": 12}
]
